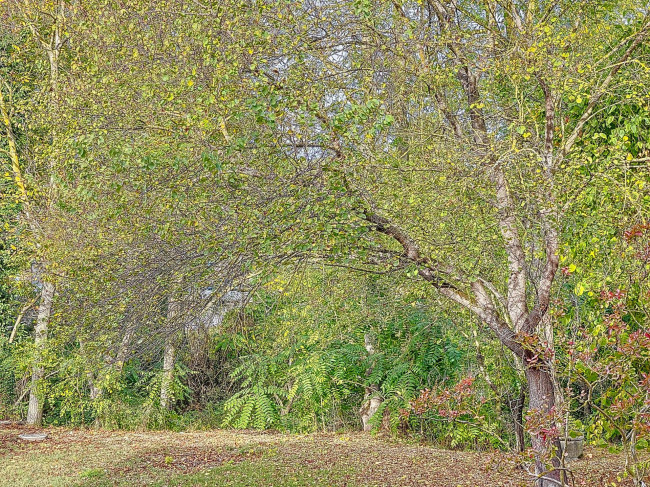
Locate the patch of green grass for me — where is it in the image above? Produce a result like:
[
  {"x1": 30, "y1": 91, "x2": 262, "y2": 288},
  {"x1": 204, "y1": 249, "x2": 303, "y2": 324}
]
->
[
  {"x1": 160, "y1": 461, "x2": 353, "y2": 487},
  {"x1": 71, "y1": 459, "x2": 353, "y2": 487},
  {"x1": 79, "y1": 468, "x2": 106, "y2": 479}
]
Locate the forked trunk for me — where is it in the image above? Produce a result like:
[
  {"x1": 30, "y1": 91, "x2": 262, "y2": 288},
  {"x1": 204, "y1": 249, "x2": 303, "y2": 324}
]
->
[{"x1": 26, "y1": 281, "x2": 55, "y2": 426}]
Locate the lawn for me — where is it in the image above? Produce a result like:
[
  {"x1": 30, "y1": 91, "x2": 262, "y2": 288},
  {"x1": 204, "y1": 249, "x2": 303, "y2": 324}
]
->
[{"x1": 0, "y1": 423, "x2": 637, "y2": 486}]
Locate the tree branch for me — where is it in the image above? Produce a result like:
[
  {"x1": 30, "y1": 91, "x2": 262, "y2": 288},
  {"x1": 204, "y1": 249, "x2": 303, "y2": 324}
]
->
[{"x1": 563, "y1": 17, "x2": 650, "y2": 157}]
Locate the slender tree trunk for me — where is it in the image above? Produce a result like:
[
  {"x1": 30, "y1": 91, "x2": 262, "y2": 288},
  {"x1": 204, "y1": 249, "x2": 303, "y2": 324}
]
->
[
  {"x1": 161, "y1": 297, "x2": 181, "y2": 410},
  {"x1": 160, "y1": 333, "x2": 177, "y2": 410},
  {"x1": 510, "y1": 388, "x2": 526, "y2": 453},
  {"x1": 360, "y1": 333, "x2": 382, "y2": 431},
  {"x1": 26, "y1": 281, "x2": 54, "y2": 426},
  {"x1": 21, "y1": 0, "x2": 65, "y2": 427},
  {"x1": 526, "y1": 365, "x2": 562, "y2": 487},
  {"x1": 114, "y1": 328, "x2": 133, "y2": 374},
  {"x1": 87, "y1": 328, "x2": 134, "y2": 401},
  {"x1": 88, "y1": 374, "x2": 102, "y2": 400},
  {"x1": 514, "y1": 390, "x2": 526, "y2": 453}
]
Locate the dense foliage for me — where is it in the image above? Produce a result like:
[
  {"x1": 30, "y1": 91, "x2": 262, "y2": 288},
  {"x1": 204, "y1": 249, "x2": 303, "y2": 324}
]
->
[{"x1": 1, "y1": 1, "x2": 649, "y2": 485}]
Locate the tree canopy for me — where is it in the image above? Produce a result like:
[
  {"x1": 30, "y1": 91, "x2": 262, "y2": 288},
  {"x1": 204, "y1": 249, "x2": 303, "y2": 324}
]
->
[{"x1": 1, "y1": 1, "x2": 649, "y2": 486}]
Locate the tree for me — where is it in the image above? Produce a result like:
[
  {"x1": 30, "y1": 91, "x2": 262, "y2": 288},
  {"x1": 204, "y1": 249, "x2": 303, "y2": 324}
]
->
[
  {"x1": 1, "y1": 0, "x2": 69, "y2": 425},
  {"x1": 5, "y1": 4, "x2": 647, "y2": 484},
  {"x1": 9, "y1": 0, "x2": 67, "y2": 426},
  {"x1": 217, "y1": 2, "x2": 648, "y2": 484}
]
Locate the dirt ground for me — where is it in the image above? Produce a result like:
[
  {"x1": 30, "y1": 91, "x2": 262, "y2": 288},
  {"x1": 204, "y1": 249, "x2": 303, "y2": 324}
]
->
[{"x1": 0, "y1": 422, "x2": 643, "y2": 486}]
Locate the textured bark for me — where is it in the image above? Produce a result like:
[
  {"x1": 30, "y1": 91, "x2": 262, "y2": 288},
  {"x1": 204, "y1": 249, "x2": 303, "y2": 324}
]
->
[
  {"x1": 512, "y1": 388, "x2": 526, "y2": 453},
  {"x1": 360, "y1": 389, "x2": 383, "y2": 432},
  {"x1": 526, "y1": 366, "x2": 562, "y2": 486},
  {"x1": 360, "y1": 333, "x2": 383, "y2": 431},
  {"x1": 160, "y1": 297, "x2": 181, "y2": 410},
  {"x1": 542, "y1": 314, "x2": 564, "y2": 408},
  {"x1": 26, "y1": 281, "x2": 55, "y2": 426},
  {"x1": 160, "y1": 334, "x2": 177, "y2": 410}
]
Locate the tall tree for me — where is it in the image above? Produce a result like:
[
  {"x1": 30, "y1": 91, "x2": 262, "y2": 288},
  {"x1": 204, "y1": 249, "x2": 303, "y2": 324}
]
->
[
  {"x1": 225, "y1": 2, "x2": 649, "y2": 484},
  {"x1": 5, "y1": 0, "x2": 68, "y2": 425}
]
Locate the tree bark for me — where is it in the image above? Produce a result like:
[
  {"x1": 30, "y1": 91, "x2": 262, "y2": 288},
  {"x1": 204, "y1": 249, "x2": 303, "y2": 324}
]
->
[
  {"x1": 512, "y1": 388, "x2": 526, "y2": 453},
  {"x1": 526, "y1": 365, "x2": 562, "y2": 486},
  {"x1": 360, "y1": 333, "x2": 383, "y2": 431},
  {"x1": 360, "y1": 387, "x2": 383, "y2": 432},
  {"x1": 26, "y1": 281, "x2": 54, "y2": 426},
  {"x1": 160, "y1": 333, "x2": 177, "y2": 410},
  {"x1": 160, "y1": 297, "x2": 181, "y2": 410},
  {"x1": 20, "y1": 0, "x2": 65, "y2": 427}
]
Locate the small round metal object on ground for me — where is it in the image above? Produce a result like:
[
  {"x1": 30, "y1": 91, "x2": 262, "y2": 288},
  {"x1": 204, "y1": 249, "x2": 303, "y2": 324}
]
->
[{"x1": 18, "y1": 432, "x2": 48, "y2": 441}]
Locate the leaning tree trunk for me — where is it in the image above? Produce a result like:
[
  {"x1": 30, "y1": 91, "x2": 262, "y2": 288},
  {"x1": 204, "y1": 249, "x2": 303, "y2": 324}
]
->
[
  {"x1": 87, "y1": 327, "x2": 134, "y2": 401},
  {"x1": 26, "y1": 281, "x2": 55, "y2": 426},
  {"x1": 526, "y1": 365, "x2": 562, "y2": 487}
]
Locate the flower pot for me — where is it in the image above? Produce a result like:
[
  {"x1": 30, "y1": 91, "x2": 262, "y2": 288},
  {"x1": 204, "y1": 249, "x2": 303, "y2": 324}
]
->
[{"x1": 560, "y1": 436, "x2": 584, "y2": 460}]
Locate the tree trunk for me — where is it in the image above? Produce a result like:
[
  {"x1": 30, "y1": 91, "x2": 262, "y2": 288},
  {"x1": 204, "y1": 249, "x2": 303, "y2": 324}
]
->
[
  {"x1": 160, "y1": 332, "x2": 177, "y2": 410},
  {"x1": 526, "y1": 365, "x2": 562, "y2": 487},
  {"x1": 88, "y1": 378, "x2": 103, "y2": 401},
  {"x1": 161, "y1": 295, "x2": 181, "y2": 410},
  {"x1": 542, "y1": 314, "x2": 565, "y2": 409},
  {"x1": 360, "y1": 386, "x2": 383, "y2": 432},
  {"x1": 26, "y1": 281, "x2": 55, "y2": 426},
  {"x1": 511, "y1": 388, "x2": 526, "y2": 453},
  {"x1": 22, "y1": 0, "x2": 64, "y2": 428},
  {"x1": 360, "y1": 333, "x2": 382, "y2": 431}
]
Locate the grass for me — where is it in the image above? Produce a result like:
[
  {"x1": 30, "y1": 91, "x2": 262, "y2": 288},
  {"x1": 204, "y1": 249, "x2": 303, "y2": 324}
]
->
[
  {"x1": 74, "y1": 461, "x2": 353, "y2": 487},
  {"x1": 0, "y1": 423, "x2": 644, "y2": 486}
]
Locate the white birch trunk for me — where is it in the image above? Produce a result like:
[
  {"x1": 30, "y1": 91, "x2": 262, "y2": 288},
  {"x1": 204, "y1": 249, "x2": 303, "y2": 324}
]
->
[{"x1": 26, "y1": 281, "x2": 55, "y2": 426}]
